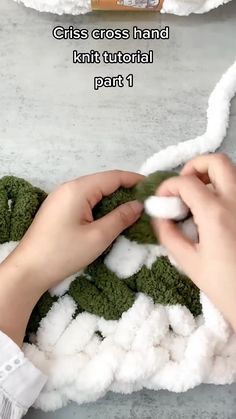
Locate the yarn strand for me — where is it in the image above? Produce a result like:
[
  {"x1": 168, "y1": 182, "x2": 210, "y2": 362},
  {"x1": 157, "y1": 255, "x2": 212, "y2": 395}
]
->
[{"x1": 140, "y1": 60, "x2": 236, "y2": 175}]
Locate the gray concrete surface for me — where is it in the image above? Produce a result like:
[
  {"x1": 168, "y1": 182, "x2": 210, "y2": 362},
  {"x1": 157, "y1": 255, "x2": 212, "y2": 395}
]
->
[{"x1": 0, "y1": 0, "x2": 236, "y2": 418}]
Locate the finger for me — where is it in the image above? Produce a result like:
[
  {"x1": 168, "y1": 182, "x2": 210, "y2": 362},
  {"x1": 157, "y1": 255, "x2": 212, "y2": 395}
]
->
[
  {"x1": 89, "y1": 200, "x2": 143, "y2": 249},
  {"x1": 77, "y1": 170, "x2": 144, "y2": 207},
  {"x1": 181, "y1": 154, "x2": 236, "y2": 195},
  {"x1": 153, "y1": 218, "x2": 197, "y2": 275},
  {"x1": 157, "y1": 175, "x2": 216, "y2": 218}
]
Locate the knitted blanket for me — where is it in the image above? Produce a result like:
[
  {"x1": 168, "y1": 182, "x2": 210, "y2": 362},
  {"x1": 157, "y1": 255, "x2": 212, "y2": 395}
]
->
[
  {"x1": 14, "y1": 0, "x2": 232, "y2": 15},
  {"x1": 0, "y1": 60, "x2": 236, "y2": 411}
]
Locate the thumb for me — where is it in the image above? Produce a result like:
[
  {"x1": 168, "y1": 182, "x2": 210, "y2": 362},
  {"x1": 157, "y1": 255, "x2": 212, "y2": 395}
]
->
[
  {"x1": 92, "y1": 200, "x2": 143, "y2": 248},
  {"x1": 153, "y1": 218, "x2": 197, "y2": 275}
]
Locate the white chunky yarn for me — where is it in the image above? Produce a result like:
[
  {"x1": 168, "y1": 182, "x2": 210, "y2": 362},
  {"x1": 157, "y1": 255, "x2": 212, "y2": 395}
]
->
[
  {"x1": 144, "y1": 196, "x2": 189, "y2": 220},
  {"x1": 21, "y1": 292, "x2": 235, "y2": 411},
  {"x1": 162, "y1": 0, "x2": 232, "y2": 15},
  {"x1": 14, "y1": 0, "x2": 232, "y2": 15},
  {"x1": 140, "y1": 60, "x2": 236, "y2": 175},
  {"x1": 14, "y1": 0, "x2": 92, "y2": 14},
  {"x1": 141, "y1": 60, "x2": 236, "y2": 222}
]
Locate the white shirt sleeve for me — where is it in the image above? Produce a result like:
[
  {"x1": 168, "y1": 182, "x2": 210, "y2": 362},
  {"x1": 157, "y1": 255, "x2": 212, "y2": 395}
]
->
[{"x1": 0, "y1": 331, "x2": 47, "y2": 419}]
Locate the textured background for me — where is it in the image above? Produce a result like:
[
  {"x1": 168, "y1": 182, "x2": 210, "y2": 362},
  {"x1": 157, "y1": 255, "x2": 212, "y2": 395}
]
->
[{"x1": 0, "y1": 0, "x2": 236, "y2": 418}]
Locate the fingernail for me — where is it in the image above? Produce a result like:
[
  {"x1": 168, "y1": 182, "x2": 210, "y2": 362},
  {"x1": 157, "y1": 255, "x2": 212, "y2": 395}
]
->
[{"x1": 129, "y1": 200, "x2": 144, "y2": 215}]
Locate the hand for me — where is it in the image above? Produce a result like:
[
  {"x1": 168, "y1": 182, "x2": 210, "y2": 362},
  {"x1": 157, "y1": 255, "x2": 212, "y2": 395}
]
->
[
  {"x1": 0, "y1": 170, "x2": 143, "y2": 345},
  {"x1": 153, "y1": 153, "x2": 236, "y2": 331},
  {"x1": 9, "y1": 170, "x2": 144, "y2": 292}
]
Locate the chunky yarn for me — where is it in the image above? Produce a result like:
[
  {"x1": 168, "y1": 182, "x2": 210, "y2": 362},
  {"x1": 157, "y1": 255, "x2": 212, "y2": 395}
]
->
[
  {"x1": 0, "y1": 176, "x2": 46, "y2": 243},
  {"x1": 1, "y1": 60, "x2": 236, "y2": 411},
  {"x1": 0, "y1": 171, "x2": 199, "y2": 335}
]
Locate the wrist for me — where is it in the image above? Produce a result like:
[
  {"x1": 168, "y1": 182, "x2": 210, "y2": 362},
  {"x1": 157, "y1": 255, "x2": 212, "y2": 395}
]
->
[
  {"x1": 0, "y1": 247, "x2": 47, "y2": 298},
  {"x1": 0, "y1": 251, "x2": 46, "y2": 346}
]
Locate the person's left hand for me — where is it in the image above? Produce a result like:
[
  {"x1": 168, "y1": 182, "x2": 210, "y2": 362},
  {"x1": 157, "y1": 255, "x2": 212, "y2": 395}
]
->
[{"x1": 4, "y1": 170, "x2": 144, "y2": 294}]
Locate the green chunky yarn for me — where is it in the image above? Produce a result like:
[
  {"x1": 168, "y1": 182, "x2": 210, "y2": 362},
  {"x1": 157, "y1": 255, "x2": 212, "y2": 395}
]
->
[
  {"x1": 68, "y1": 259, "x2": 136, "y2": 320},
  {"x1": 0, "y1": 174, "x2": 201, "y2": 337},
  {"x1": 133, "y1": 257, "x2": 201, "y2": 316},
  {"x1": 66, "y1": 257, "x2": 201, "y2": 322},
  {"x1": 94, "y1": 171, "x2": 177, "y2": 244},
  {"x1": 0, "y1": 176, "x2": 47, "y2": 243}
]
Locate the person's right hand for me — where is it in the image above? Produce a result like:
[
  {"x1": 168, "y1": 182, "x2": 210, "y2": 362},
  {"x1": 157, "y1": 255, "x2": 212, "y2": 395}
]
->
[{"x1": 153, "y1": 153, "x2": 236, "y2": 331}]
